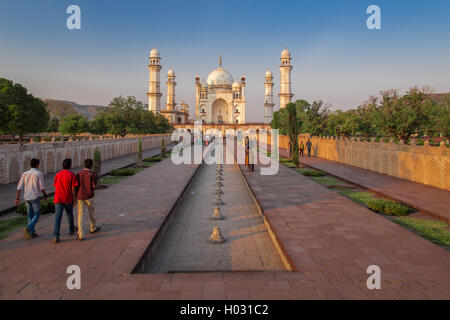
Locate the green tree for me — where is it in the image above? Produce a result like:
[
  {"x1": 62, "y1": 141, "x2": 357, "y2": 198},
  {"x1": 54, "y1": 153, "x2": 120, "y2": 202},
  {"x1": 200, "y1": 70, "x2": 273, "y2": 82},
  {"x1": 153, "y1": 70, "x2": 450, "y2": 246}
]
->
[
  {"x1": 47, "y1": 117, "x2": 59, "y2": 133},
  {"x1": 59, "y1": 114, "x2": 89, "y2": 138},
  {"x1": 89, "y1": 114, "x2": 109, "y2": 135},
  {"x1": 271, "y1": 107, "x2": 289, "y2": 135},
  {"x1": 93, "y1": 148, "x2": 102, "y2": 178},
  {"x1": 298, "y1": 100, "x2": 330, "y2": 136},
  {"x1": 356, "y1": 101, "x2": 379, "y2": 137},
  {"x1": 92, "y1": 96, "x2": 173, "y2": 136},
  {"x1": 376, "y1": 87, "x2": 433, "y2": 142},
  {"x1": 286, "y1": 103, "x2": 299, "y2": 167},
  {"x1": 427, "y1": 99, "x2": 450, "y2": 138},
  {"x1": 0, "y1": 78, "x2": 49, "y2": 145}
]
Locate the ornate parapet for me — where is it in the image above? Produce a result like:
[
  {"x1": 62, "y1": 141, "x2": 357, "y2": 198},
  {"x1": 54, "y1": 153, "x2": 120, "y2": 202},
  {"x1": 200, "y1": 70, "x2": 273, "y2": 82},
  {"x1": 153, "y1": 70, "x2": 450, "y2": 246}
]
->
[
  {"x1": 275, "y1": 134, "x2": 450, "y2": 191},
  {"x1": 0, "y1": 134, "x2": 170, "y2": 184}
]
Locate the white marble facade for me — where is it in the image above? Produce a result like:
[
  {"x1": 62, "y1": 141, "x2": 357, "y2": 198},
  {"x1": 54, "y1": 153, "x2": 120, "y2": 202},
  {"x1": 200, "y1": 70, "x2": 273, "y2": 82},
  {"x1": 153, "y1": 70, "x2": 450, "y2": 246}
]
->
[{"x1": 195, "y1": 57, "x2": 246, "y2": 124}]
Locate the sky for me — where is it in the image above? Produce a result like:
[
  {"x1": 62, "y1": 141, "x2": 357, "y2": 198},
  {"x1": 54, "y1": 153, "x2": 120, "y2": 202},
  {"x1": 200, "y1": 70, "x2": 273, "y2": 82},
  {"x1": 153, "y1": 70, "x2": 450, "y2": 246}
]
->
[{"x1": 0, "y1": 0, "x2": 449, "y2": 122}]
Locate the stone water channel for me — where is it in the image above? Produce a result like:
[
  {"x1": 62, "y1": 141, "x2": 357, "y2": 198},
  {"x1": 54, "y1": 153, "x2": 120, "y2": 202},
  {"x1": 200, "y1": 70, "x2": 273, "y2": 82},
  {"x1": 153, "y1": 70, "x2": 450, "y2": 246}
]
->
[{"x1": 145, "y1": 148, "x2": 286, "y2": 273}]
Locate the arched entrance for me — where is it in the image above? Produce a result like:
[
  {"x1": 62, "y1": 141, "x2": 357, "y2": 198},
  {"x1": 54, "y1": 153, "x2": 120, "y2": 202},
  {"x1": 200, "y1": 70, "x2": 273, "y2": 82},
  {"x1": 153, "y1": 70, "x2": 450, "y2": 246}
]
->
[{"x1": 212, "y1": 99, "x2": 228, "y2": 124}]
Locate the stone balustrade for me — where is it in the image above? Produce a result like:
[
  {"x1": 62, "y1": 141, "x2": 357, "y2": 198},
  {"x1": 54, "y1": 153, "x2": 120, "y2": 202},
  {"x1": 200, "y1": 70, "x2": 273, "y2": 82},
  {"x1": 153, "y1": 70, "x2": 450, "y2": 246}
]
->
[
  {"x1": 272, "y1": 134, "x2": 450, "y2": 191},
  {"x1": 0, "y1": 134, "x2": 170, "y2": 184}
]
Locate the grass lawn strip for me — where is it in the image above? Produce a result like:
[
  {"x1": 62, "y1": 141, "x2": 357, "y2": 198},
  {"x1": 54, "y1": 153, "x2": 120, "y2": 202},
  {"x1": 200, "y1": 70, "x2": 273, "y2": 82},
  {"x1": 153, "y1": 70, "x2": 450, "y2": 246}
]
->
[
  {"x1": 394, "y1": 217, "x2": 450, "y2": 247},
  {"x1": 0, "y1": 216, "x2": 27, "y2": 240}
]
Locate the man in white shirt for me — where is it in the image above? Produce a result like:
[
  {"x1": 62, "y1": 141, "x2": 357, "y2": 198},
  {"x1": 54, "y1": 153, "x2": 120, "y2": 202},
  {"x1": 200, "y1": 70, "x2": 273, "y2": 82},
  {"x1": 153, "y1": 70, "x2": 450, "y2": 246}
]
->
[{"x1": 15, "y1": 158, "x2": 48, "y2": 240}]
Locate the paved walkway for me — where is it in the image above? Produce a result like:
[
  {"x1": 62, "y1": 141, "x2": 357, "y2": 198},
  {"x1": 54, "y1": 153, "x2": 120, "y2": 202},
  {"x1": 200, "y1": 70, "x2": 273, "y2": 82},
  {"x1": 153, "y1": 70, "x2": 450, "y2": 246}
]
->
[
  {"x1": 299, "y1": 154, "x2": 450, "y2": 224},
  {"x1": 271, "y1": 146, "x2": 450, "y2": 224},
  {"x1": 0, "y1": 145, "x2": 172, "y2": 215},
  {"x1": 239, "y1": 159, "x2": 450, "y2": 299},
  {"x1": 1, "y1": 144, "x2": 449, "y2": 300},
  {"x1": 0, "y1": 155, "x2": 199, "y2": 299}
]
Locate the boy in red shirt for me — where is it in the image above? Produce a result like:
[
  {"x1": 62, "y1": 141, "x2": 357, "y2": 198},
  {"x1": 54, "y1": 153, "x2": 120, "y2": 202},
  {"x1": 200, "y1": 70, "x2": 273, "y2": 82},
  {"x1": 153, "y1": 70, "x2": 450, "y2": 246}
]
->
[{"x1": 53, "y1": 159, "x2": 78, "y2": 243}]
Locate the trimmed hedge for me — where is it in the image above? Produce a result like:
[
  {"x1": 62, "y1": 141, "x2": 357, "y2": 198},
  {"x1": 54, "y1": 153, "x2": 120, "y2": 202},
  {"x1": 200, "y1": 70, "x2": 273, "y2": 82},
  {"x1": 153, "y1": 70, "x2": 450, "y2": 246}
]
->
[
  {"x1": 143, "y1": 157, "x2": 162, "y2": 163},
  {"x1": 110, "y1": 168, "x2": 137, "y2": 176},
  {"x1": 17, "y1": 198, "x2": 55, "y2": 215},
  {"x1": 366, "y1": 198, "x2": 412, "y2": 216},
  {"x1": 300, "y1": 169, "x2": 326, "y2": 177}
]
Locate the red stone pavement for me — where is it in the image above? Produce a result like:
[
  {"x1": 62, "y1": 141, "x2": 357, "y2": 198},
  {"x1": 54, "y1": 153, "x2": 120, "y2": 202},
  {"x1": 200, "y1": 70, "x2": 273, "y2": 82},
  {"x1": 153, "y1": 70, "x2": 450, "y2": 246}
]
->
[
  {"x1": 0, "y1": 151, "x2": 449, "y2": 299},
  {"x1": 297, "y1": 153, "x2": 450, "y2": 224},
  {"x1": 238, "y1": 160, "x2": 450, "y2": 299}
]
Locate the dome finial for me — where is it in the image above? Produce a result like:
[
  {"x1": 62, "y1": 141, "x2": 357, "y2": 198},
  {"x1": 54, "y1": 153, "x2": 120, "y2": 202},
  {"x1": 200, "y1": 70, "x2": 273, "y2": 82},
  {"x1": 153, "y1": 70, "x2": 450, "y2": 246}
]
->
[{"x1": 219, "y1": 55, "x2": 222, "y2": 68}]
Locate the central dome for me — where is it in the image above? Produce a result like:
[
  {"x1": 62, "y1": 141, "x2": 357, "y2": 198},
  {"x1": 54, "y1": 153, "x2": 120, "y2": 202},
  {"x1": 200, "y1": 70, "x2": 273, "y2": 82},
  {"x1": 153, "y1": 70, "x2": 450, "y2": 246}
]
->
[{"x1": 207, "y1": 67, "x2": 233, "y2": 87}]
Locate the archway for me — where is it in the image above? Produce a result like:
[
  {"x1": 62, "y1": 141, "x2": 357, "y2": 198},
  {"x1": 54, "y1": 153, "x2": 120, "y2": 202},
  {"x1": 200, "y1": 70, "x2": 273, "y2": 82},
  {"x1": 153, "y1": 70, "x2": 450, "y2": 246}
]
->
[{"x1": 212, "y1": 99, "x2": 229, "y2": 124}]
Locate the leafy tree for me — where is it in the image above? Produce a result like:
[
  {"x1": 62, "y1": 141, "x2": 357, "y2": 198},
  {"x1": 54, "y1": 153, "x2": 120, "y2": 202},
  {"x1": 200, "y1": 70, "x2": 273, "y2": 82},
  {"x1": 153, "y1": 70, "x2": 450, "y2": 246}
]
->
[
  {"x1": 323, "y1": 110, "x2": 345, "y2": 137},
  {"x1": 0, "y1": 78, "x2": 49, "y2": 145},
  {"x1": 376, "y1": 87, "x2": 433, "y2": 142},
  {"x1": 286, "y1": 103, "x2": 299, "y2": 167},
  {"x1": 91, "y1": 96, "x2": 173, "y2": 136},
  {"x1": 356, "y1": 101, "x2": 379, "y2": 137},
  {"x1": 273, "y1": 88, "x2": 448, "y2": 141},
  {"x1": 271, "y1": 107, "x2": 288, "y2": 135},
  {"x1": 427, "y1": 99, "x2": 450, "y2": 138},
  {"x1": 89, "y1": 113, "x2": 109, "y2": 135},
  {"x1": 47, "y1": 117, "x2": 59, "y2": 133},
  {"x1": 59, "y1": 114, "x2": 89, "y2": 138},
  {"x1": 300, "y1": 100, "x2": 330, "y2": 136}
]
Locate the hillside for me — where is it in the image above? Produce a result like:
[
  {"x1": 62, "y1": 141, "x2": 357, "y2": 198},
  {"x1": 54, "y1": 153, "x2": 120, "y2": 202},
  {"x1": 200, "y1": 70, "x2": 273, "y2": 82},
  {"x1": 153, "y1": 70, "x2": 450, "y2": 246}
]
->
[
  {"x1": 431, "y1": 93, "x2": 450, "y2": 104},
  {"x1": 44, "y1": 99, "x2": 107, "y2": 120}
]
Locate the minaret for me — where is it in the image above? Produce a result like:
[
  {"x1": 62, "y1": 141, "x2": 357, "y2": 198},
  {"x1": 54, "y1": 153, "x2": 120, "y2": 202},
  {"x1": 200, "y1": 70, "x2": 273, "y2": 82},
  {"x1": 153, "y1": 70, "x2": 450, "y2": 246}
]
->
[
  {"x1": 147, "y1": 47, "x2": 162, "y2": 113},
  {"x1": 166, "y1": 68, "x2": 176, "y2": 111},
  {"x1": 278, "y1": 48, "x2": 293, "y2": 109},
  {"x1": 195, "y1": 75, "x2": 200, "y2": 120},
  {"x1": 264, "y1": 69, "x2": 274, "y2": 124},
  {"x1": 240, "y1": 75, "x2": 246, "y2": 123}
]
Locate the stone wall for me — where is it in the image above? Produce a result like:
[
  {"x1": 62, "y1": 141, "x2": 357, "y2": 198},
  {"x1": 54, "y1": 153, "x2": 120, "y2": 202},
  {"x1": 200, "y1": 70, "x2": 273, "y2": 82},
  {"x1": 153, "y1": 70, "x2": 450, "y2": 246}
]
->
[
  {"x1": 273, "y1": 134, "x2": 450, "y2": 191},
  {"x1": 0, "y1": 134, "x2": 170, "y2": 185}
]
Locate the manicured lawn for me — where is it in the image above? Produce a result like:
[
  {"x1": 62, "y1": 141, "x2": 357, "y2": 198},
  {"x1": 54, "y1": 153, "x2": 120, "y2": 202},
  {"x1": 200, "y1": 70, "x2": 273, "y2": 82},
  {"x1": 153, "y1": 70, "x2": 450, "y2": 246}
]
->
[
  {"x1": 296, "y1": 168, "x2": 326, "y2": 176},
  {"x1": 0, "y1": 216, "x2": 27, "y2": 240},
  {"x1": 312, "y1": 176, "x2": 347, "y2": 187},
  {"x1": 110, "y1": 167, "x2": 144, "y2": 176},
  {"x1": 100, "y1": 175, "x2": 127, "y2": 185},
  {"x1": 337, "y1": 189, "x2": 412, "y2": 216},
  {"x1": 279, "y1": 157, "x2": 297, "y2": 168},
  {"x1": 337, "y1": 189, "x2": 376, "y2": 206},
  {"x1": 394, "y1": 217, "x2": 450, "y2": 247},
  {"x1": 143, "y1": 157, "x2": 162, "y2": 163}
]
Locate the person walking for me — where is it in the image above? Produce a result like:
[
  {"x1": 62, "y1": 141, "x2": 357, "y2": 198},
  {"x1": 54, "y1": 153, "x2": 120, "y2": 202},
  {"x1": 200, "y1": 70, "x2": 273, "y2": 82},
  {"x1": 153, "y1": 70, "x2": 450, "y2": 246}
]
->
[
  {"x1": 306, "y1": 139, "x2": 313, "y2": 157},
  {"x1": 15, "y1": 158, "x2": 48, "y2": 240},
  {"x1": 53, "y1": 159, "x2": 78, "y2": 243},
  {"x1": 76, "y1": 159, "x2": 101, "y2": 241},
  {"x1": 245, "y1": 137, "x2": 250, "y2": 169},
  {"x1": 299, "y1": 141, "x2": 305, "y2": 157}
]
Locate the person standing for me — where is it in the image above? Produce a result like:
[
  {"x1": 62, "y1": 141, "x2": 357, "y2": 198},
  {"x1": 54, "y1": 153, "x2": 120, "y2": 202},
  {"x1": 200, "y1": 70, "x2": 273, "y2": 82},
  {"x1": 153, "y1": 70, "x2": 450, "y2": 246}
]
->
[
  {"x1": 249, "y1": 136, "x2": 256, "y2": 172},
  {"x1": 15, "y1": 158, "x2": 48, "y2": 240},
  {"x1": 76, "y1": 159, "x2": 101, "y2": 241},
  {"x1": 306, "y1": 139, "x2": 313, "y2": 157},
  {"x1": 53, "y1": 159, "x2": 78, "y2": 243},
  {"x1": 299, "y1": 141, "x2": 305, "y2": 157}
]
